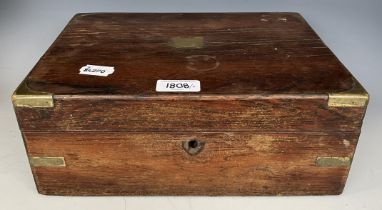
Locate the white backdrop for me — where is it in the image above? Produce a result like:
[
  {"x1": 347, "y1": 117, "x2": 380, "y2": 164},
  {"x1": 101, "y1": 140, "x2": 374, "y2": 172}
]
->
[{"x1": 0, "y1": 0, "x2": 381, "y2": 209}]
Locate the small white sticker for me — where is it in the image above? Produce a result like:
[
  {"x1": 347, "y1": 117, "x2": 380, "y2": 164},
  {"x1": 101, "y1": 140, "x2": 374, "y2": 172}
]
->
[
  {"x1": 79, "y1": 64, "x2": 114, "y2": 77},
  {"x1": 156, "y1": 80, "x2": 201, "y2": 92}
]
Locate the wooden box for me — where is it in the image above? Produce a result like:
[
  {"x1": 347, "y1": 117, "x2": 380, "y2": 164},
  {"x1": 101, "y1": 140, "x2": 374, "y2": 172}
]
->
[{"x1": 12, "y1": 13, "x2": 369, "y2": 196}]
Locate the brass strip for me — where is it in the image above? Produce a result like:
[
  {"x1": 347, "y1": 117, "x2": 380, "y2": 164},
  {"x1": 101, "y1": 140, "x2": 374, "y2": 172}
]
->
[
  {"x1": 29, "y1": 157, "x2": 66, "y2": 167},
  {"x1": 315, "y1": 156, "x2": 352, "y2": 167},
  {"x1": 12, "y1": 79, "x2": 53, "y2": 108},
  {"x1": 169, "y1": 36, "x2": 204, "y2": 48},
  {"x1": 328, "y1": 77, "x2": 369, "y2": 107}
]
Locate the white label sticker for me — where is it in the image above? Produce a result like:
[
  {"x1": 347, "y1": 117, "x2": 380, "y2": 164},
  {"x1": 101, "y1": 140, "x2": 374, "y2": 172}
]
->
[
  {"x1": 156, "y1": 80, "x2": 201, "y2": 92},
  {"x1": 79, "y1": 64, "x2": 114, "y2": 77}
]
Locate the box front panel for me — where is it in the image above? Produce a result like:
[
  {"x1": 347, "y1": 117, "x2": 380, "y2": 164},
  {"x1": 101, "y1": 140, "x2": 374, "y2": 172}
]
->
[{"x1": 23, "y1": 131, "x2": 358, "y2": 195}]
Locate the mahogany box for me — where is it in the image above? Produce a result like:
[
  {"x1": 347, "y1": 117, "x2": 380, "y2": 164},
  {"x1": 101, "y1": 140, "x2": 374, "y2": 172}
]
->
[{"x1": 12, "y1": 13, "x2": 369, "y2": 196}]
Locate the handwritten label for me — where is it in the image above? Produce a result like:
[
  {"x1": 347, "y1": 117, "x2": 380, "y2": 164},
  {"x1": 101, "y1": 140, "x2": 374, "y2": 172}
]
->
[
  {"x1": 156, "y1": 80, "x2": 200, "y2": 92},
  {"x1": 79, "y1": 64, "x2": 114, "y2": 77}
]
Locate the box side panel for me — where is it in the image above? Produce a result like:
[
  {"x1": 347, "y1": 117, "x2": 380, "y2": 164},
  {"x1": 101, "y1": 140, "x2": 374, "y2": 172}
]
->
[
  {"x1": 15, "y1": 98, "x2": 366, "y2": 132},
  {"x1": 23, "y1": 131, "x2": 358, "y2": 196}
]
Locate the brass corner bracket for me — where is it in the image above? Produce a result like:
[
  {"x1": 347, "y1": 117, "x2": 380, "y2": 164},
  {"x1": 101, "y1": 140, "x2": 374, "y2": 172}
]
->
[
  {"x1": 328, "y1": 78, "x2": 369, "y2": 107},
  {"x1": 315, "y1": 156, "x2": 352, "y2": 167},
  {"x1": 12, "y1": 79, "x2": 54, "y2": 108},
  {"x1": 29, "y1": 157, "x2": 66, "y2": 167}
]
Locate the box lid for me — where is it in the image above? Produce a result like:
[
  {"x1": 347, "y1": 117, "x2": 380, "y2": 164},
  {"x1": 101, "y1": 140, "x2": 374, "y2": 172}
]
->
[
  {"x1": 13, "y1": 13, "x2": 369, "y2": 133},
  {"x1": 18, "y1": 13, "x2": 358, "y2": 97}
]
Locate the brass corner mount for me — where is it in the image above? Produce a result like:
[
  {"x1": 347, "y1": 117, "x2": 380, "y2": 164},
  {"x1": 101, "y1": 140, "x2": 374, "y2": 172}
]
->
[
  {"x1": 328, "y1": 77, "x2": 369, "y2": 107},
  {"x1": 12, "y1": 79, "x2": 53, "y2": 108},
  {"x1": 29, "y1": 157, "x2": 66, "y2": 167}
]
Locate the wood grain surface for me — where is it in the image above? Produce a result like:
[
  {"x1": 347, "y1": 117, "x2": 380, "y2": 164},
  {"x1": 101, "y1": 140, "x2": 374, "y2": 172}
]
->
[
  {"x1": 16, "y1": 98, "x2": 367, "y2": 132},
  {"x1": 13, "y1": 13, "x2": 369, "y2": 196},
  {"x1": 24, "y1": 131, "x2": 358, "y2": 195},
  {"x1": 25, "y1": 12, "x2": 353, "y2": 95}
]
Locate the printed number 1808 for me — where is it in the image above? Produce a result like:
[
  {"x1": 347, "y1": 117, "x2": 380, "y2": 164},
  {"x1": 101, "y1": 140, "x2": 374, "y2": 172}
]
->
[
  {"x1": 156, "y1": 80, "x2": 201, "y2": 92},
  {"x1": 166, "y1": 82, "x2": 190, "y2": 89}
]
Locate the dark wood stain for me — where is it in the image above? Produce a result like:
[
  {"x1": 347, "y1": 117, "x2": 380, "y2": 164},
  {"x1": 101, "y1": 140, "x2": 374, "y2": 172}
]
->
[
  {"x1": 26, "y1": 12, "x2": 353, "y2": 95},
  {"x1": 13, "y1": 13, "x2": 368, "y2": 196}
]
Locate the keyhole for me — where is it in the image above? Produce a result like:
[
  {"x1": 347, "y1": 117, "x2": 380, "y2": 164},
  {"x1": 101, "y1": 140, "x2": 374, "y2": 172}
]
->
[
  {"x1": 182, "y1": 139, "x2": 205, "y2": 155},
  {"x1": 188, "y1": 140, "x2": 199, "y2": 148}
]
